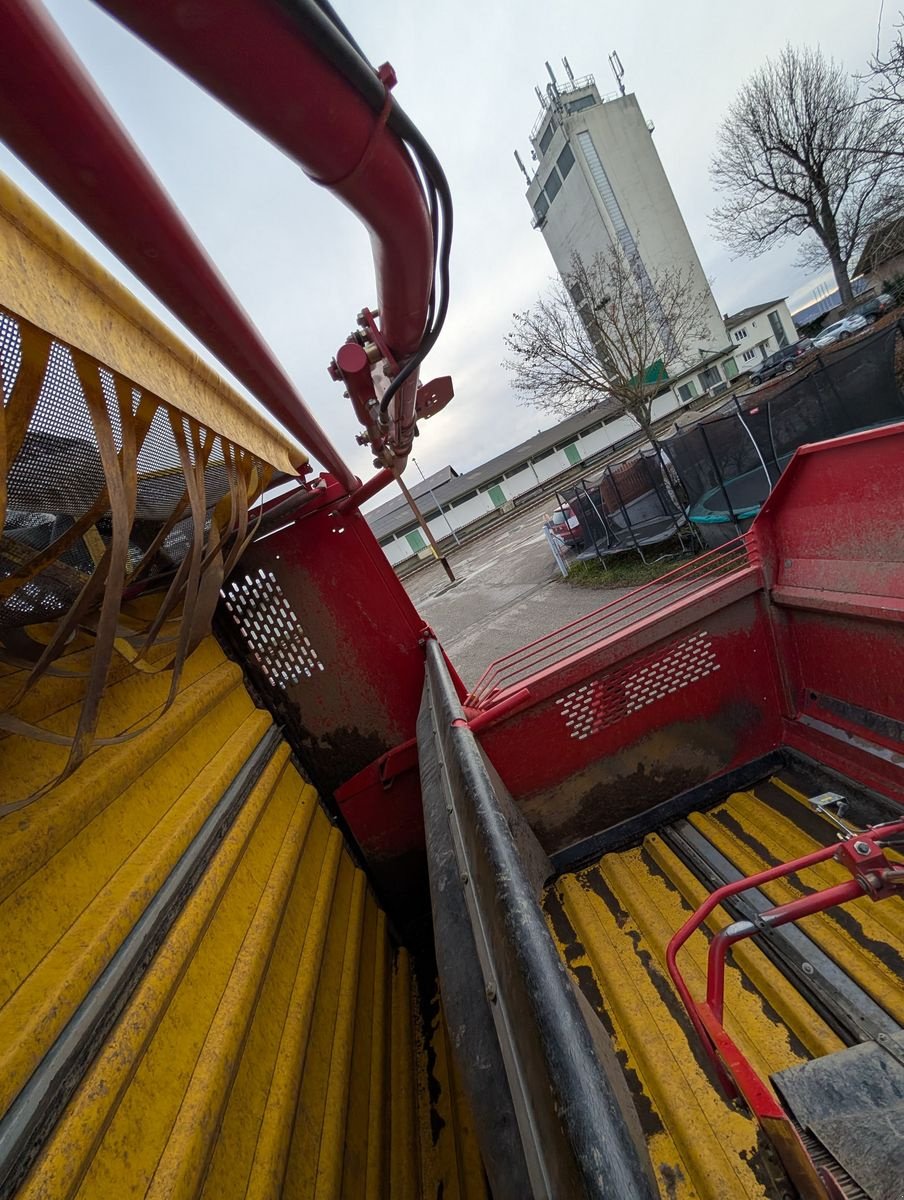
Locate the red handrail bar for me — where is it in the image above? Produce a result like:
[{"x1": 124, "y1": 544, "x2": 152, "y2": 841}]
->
[{"x1": 469, "y1": 536, "x2": 760, "y2": 705}]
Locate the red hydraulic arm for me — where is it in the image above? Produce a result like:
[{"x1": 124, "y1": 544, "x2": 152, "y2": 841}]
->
[
  {"x1": 93, "y1": 0, "x2": 450, "y2": 476},
  {"x1": 2, "y1": 0, "x2": 452, "y2": 488}
]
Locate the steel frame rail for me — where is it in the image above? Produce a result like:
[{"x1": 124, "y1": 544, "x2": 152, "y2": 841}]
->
[
  {"x1": 666, "y1": 816, "x2": 904, "y2": 1200},
  {"x1": 468, "y1": 534, "x2": 761, "y2": 708},
  {"x1": 419, "y1": 638, "x2": 658, "y2": 1200}
]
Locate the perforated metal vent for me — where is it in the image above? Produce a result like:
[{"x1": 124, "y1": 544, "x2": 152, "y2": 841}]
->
[
  {"x1": 555, "y1": 630, "x2": 719, "y2": 740},
  {"x1": 223, "y1": 568, "x2": 323, "y2": 688}
]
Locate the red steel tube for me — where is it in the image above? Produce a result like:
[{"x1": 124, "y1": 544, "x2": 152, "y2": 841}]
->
[
  {"x1": 665, "y1": 839, "x2": 842, "y2": 1067},
  {"x1": 1, "y1": 0, "x2": 356, "y2": 490},
  {"x1": 705, "y1": 878, "x2": 865, "y2": 1024},
  {"x1": 93, "y1": 0, "x2": 435, "y2": 361},
  {"x1": 336, "y1": 467, "x2": 395, "y2": 513}
]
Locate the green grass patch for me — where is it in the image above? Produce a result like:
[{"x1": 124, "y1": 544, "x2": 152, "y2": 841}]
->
[{"x1": 565, "y1": 548, "x2": 690, "y2": 590}]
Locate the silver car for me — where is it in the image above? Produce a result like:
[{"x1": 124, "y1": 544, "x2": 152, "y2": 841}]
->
[{"x1": 813, "y1": 313, "x2": 869, "y2": 347}]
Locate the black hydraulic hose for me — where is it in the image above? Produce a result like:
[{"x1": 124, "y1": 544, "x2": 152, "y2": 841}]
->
[{"x1": 274, "y1": 0, "x2": 453, "y2": 417}]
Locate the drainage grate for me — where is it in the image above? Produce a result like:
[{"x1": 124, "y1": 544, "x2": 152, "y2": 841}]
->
[
  {"x1": 555, "y1": 631, "x2": 719, "y2": 740},
  {"x1": 223, "y1": 568, "x2": 323, "y2": 688}
]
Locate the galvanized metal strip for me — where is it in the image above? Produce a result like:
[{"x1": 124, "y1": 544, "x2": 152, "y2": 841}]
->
[{"x1": 0, "y1": 723, "x2": 284, "y2": 1200}]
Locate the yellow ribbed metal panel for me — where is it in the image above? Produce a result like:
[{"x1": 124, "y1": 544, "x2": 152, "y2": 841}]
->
[
  {"x1": 543, "y1": 774, "x2": 904, "y2": 1200},
  {"x1": 0, "y1": 172, "x2": 302, "y2": 473},
  {"x1": 5, "y1": 631, "x2": 487, "y2": 1199},
  {"x1": 414, "y1": 990, "x2": 489, "y2": 1200}
]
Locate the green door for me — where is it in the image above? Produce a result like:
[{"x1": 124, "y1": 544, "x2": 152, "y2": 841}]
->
[
  {"x1": 405, "y1": 528, "x2": 426, "y2": 553},
  {"x1": 563, "y1": 444, "x2": 581, "y2": 466},
  {"x1": 487, "y1": 484, "x2": 506, "y2": 507}
]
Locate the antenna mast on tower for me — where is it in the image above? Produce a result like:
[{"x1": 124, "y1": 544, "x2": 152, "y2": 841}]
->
[{"x1": 609, "y1": 51, "x2": 626, "y2": 96}]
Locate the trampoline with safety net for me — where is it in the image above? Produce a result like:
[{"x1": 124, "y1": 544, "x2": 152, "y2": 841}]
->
[{"x1": 663, "y1": 324, "x2": 904, "y2": 546}]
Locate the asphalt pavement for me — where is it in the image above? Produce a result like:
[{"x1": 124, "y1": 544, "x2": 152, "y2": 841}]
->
[{"x1": 403, "y1": 501, "x2": 630, "y2": 688}]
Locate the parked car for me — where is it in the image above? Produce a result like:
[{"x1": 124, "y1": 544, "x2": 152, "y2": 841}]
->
[
  {"x1": 547, "y1": 503, "x2": 583, "y2": 548},
  {"x1": 813, "y1": 313, "x2": 869, "y2": 348},
  {"x1": 852, "y1": 292, "x2": 895, "y2": 323},
  {"x1": 749, "y1": 341, "x2": 812, "y2": 386}
]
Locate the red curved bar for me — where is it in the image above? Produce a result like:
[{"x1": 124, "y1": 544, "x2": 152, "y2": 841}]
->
[
  {"x1": 92, "y1": 0, "x2": 435, "y2": 361},
  {"x1": 0, "y1": 0, "x2": 356, "y2": 488}
]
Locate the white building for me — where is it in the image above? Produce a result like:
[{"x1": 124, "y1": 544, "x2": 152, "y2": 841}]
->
[
  {"x1": 523, "y1": 70, "x2": 729, "y2": 374},
  {"x1": 725, "y1": 300, "x2": 798, "y2": 369},
  {"x1": 367, "y1": 397, "x2": 688, "y2": 567}
]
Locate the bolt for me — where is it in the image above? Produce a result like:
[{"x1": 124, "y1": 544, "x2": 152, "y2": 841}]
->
[
  {"x1": 801, "y1": 962, "x2": 814, "y2": 976},
  {"x1": 853, "y1": 840, "x2": 871, "y2": 855},
  {"x1": 460, "y1": 872, "x2": 469, "y2": 886},
  {"x1": 485, "y1": 982, "x2": 497, "y2": 1003},
  {"x1": 446, "y1": 804, "x2": 453, "y2": 814}
]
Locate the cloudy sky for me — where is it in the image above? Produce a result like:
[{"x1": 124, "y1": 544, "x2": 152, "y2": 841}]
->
[{"x1": 1, "y1": 0, "x2": 892, "y2": 490}]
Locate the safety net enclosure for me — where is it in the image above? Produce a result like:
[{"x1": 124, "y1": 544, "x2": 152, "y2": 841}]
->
[
  {"x1": 0, "y1": 175, "x2": 302, "y2": 806},
  {"x1": 557, "y1": 448, "x2": 691, "y2": 566},
  {"x1": 663, "y1": 322, "x2": 904, "y2": 547}
]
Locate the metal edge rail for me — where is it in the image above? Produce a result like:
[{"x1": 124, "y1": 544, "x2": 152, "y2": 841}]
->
[
  {"x1": 419, "y1": 638, "x2": 657, "y2": 1200},
  {"x1": 469, "y1": 534, "x2": 761, "y2": 707}
]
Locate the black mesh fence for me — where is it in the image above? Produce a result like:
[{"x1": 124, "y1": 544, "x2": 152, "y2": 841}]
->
[
  {"x1": 557, "y1": 449, "x2": 690, "y2": 563},
  {"x1": 662, "y1": 322, "x2": 904, "y2": 538}
]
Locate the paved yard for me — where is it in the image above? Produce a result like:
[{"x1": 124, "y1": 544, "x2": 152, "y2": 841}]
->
[{"x1": 403, "y1": 502, "x2": 629, "y2": 688}]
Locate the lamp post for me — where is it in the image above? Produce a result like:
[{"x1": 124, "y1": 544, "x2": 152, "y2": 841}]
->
[{"x1": 413, "y1": 457, "x2": 461, "y2": 546}]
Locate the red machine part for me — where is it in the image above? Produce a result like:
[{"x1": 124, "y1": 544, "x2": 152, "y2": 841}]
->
[
  {"x1": 0, "y1": 0, "x2": 357, "y2": 490},
  {"x1": 93, "y1": 1, "x2": 433, "y2": 359},
  {"x1": 666, "y1": 819, "x2": 904, "y2": 1195},
  {"x1": 92, "y1": 0, "x2": 442, "y2": 471}
]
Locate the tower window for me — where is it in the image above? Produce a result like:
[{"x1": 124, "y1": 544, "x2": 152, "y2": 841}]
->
[
  {"x1": 544, "y1": 167, "x2": 562, "y2": 202},
  {"x1": 557, "y1": 143, "x2": 575, "y2": 180}
]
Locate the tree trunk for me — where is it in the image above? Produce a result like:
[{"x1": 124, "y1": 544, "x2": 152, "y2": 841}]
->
[
  {"x1": 629, "y1": 404, "x2": 659, "y2": 451},
  {"x1": 830, "y1": 254, "x2": 854, "y2": 305}
]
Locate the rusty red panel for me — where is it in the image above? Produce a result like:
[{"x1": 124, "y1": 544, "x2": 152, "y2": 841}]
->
[
  {"x1": 756, "y1": 421, "x2": 904, "y2": 587},
  {"x1": 476, "y1": 594, "x2": 783, "y2": 855},
  {"x1": 218, "y1": 496, "x2": 426, "y2": 792}
]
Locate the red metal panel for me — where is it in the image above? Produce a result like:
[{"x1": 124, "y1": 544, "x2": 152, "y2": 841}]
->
[
  {"x1": 476, "y1": 595, "x2": 784, "y2": 855},
  {"x1": 93, "y1": 0, "x2": 434, "y2": 362},
  {"x1": 755, "y1": 420, "x2": 904, "y2": 590},
  {"x1": 1, "y1": 0, "x2": 356, "y2": 488},
  {"x1": 787, "y1": 614, "x2": 904, "y2": 727},
  {"x1": 217, "y1": 490, "x2": 469, "y2": 909}
]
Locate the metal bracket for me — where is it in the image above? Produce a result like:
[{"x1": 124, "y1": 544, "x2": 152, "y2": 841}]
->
[{"x1": 808, "y1": 792, "x2": 860, "y2": 837}]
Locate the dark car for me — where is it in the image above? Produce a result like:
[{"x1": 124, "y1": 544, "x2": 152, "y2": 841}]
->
[
  {"x1": 749, "y1": 341, "x2": 812, "y2": 386},
  {"x1": 852, "y1": 292, "x2": 895, "y2": 323}
]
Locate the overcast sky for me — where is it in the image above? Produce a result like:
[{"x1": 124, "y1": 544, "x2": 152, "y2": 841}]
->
[{"x1": 1, "y1": 0, "x2": 892, "y2": 490}]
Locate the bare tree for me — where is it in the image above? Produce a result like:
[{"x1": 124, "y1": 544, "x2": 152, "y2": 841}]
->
[
  {"x1": 866, "y1": 15, "x2": 904, "y2": 114},
  {"x1": 711, "y1": 45, "x2": 903, "y2": 305},
  {"x1": 503, "y1": 249, "x2": 714, "y2": 445}
]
